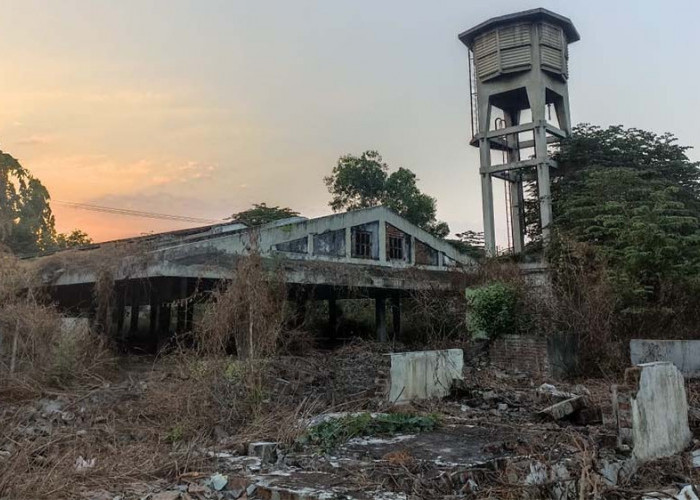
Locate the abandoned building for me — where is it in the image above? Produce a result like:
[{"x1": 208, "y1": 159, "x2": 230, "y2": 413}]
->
[{"x1": 33, "y1": 206, "x2": 475, "y2": 349}]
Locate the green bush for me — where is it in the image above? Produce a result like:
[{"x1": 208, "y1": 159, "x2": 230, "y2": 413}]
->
[
  {"x1": 301, "y1": 412, "x2": 438, "y2": 453},
  {"x1": 465, "y1": 282, "x2": 520, "y2": 339}
]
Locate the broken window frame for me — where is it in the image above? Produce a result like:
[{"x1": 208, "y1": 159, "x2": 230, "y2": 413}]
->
[
  {"x1": 388, "y1": 235, "x2": 404, "y2": 260},
  {"x1": 353, "y1": 230, "x2": 372, "y2": 259}
]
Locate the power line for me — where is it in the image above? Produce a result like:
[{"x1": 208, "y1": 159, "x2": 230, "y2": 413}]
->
[{"x1": 53, "y1": 200, "x2": 221, "y2": 224}]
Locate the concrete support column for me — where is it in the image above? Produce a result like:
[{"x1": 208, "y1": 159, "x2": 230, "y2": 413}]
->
[
  {"x1": 537, "y1": 160, "x2": 552, "y2": 243},
  {"x1": 185, "y1": 302, "x2": 194, "y2": 333},
  {"x1": 479, "y1": 136, "x2": 496, "y2": 256},
  {"x1": 148, "y1": 288, "x2": 158, "y2": 338},
  {"x1": 509, "y1": 179, "x2": 525, "y2": 253},
  {"x1": 157, "y1": 304, "x2": 171, "y2": 349},
  {"x1": 114, "y1": 284, "x2": 125, "y2": 340},
  {"x1": 480, "y1": 172, "x2": 496, "y2": 256},
  {"x1": 505, "y1": 109, "x2": 524, "y2": 254},
  {"x1": 176, "y1": 303, "x2": 186, "y2": 333},
  {"x1": 328, "y1": 290, "x2": 337, "y2": 341},
  {"x1": 129, "y1": 304, "x2": 139, "y2": 334},
  {"x1": 378, "y1": 221, "x2": 387, "y2": 263},
  {"x1": 375, "y1": 295, "x2": 387, "y2": 342},
  {"x1": 345, "y1": 227, "x2": 352, "y2": 259},
  {"x1": 391, "y1": 295, "x2": 401, "y2": 341}
]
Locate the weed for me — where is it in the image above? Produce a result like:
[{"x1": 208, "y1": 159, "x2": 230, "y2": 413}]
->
[{"x1": 301, "y1": 412, "x2": 438, "y2": 453}]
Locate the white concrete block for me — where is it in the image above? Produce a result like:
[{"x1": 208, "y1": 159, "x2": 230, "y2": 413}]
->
[
  {"x1": 631, "y1": 362, "x2": 691, "y2": 461},
  {"x1": 388, "y1": 349, "x2": 463, "y2": 403}
]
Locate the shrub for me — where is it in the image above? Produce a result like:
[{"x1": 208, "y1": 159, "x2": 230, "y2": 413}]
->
[{"x1": 465, "y1": 281, "x2": 520, "y2": 339}]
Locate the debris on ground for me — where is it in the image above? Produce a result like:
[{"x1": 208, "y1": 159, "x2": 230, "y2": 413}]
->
[{"x1": 2, "y1": 345, "x2": 700, "y2": 499}]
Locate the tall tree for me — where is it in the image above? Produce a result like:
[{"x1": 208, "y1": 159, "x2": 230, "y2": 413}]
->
[
  {"x1": 0, "y1": 149, "x2": 91, "y2": 255},
  {"x1": 231, "y1": 203, "x2": 299, "y2": 227},
  {"x1": 325, "y1": 150, "x2": 450, "y2": 237},
  {"x1": 0, "y1": 150, "x2": 57, "y2": 255}
]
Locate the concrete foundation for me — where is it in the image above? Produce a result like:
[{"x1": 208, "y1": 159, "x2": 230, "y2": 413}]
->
[
  {"x1": 388, "y1": 349, "x2": 463, "y2": 403},
  {"x1": 612, "y1": 362, "x2": 691, "y2": 461},
  {"x1": 630, "y1": 339, "x2": 700, "y2": 378}
]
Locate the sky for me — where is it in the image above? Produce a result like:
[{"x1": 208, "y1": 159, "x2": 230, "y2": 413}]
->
[{"x1": 1, "y1": 0, "x2": 700, "y2": 245}]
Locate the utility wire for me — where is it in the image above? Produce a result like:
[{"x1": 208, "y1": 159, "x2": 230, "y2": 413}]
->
[{"x1": 53, "y1": 200, "x2": 221, "y2": 224}]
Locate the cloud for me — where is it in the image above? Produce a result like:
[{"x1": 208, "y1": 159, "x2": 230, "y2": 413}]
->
[{"x1": 14, "y1": 134, "x2": 55, "y2": 146}]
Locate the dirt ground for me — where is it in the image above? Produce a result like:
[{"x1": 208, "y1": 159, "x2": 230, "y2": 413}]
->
[{"x1": 1, "y1": 344, "x2": 700, "y2": 500}]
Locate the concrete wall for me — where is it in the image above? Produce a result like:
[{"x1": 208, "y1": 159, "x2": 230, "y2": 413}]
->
[
  {"x1": 630, "y1": 339, "x2": 700, "y2": 379},
  {"x1": 388, "y1": 349, "x2": 464, "y2": 403}
]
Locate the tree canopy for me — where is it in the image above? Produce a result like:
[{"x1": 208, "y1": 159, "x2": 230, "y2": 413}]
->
[
  {"x1": 231, "y1": 203, "x2": 299, "y2": 227},
  {"x1": 0, "y1": 149, "x2": 92, "y2": 255},
  {"x1": 325, "y1": 151, "x2": 449, "y2": 237},
  {"x1": 547, "y1": 124, "x2": 700, "y2": 326}
]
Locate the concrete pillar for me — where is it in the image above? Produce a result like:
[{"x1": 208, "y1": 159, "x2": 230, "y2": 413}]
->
[
  {"x1": 505, "y1": 109, "x2": 524, "y2": 254},
  {"x1": 176, "y1": 302, "x2": 186, "y2": 333},
  {"x1": 537, "y1": 159, "x2": 552, "y2": 243},
  {"x1": 129, "y1": 304, "x2": 139, "y2": 333},
  {"x1": 480, "y1": 172, "x2": 496, "y2": 256},
  {"x1": 391, "y1": 295, "x2": 401, "y2": 341},
  {"x1": 114, "y1": 285, "x2": 125, "y2": 339},
  {"x1": 344, "y1": 227, "x2": 352, "y2": 259},
  {"x1": 328, "y1": 291, "x2": 337, "y2": 341},
  {"x1": 378, "y1": 221, "x2": 387, "y2": 263},
  {"x1": 149, "y1": 288, "x2": 158, "y2": 338},
  {"x1": 185, "y1": 302, "x2": 194, "y2": 333},
  {"x1": 375, "y1": 295, "x2": 387, "y2": 342}
]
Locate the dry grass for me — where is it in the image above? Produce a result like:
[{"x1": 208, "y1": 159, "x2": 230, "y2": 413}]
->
[{"x1": 195, "y1": 237, "x2": 287, "y2": 359}]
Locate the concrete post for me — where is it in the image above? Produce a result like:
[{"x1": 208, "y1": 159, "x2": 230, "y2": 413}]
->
[
  {"x1": 391, "y1": 295, "x2": 401, "y2": 341},
  {"x1": 344, "y1": 227, "x2": 352, "y2": 259},
  {"x1": 378, "y1": 221, "x2": 387, "y2": 263},
  {"x1": 375, "y1": 295, "x2": 387, "y2": 342},
  {"x1": 328, "y1": 290, "x2": 337, "y2": 341},
  {"x1": 480, "y1": 172, "x2": 496, "y2": 256},
  {"x1": 505, "y1": 109, "x2": 524, "y2": 253},
  {"x1": 129, "y1": 303, "x2": 139, "y2": 333}
]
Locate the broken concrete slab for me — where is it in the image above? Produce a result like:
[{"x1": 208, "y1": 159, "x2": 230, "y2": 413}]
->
[
  {"x1": 613, "y1": 362, "x2": 691, "y2": 461},
  {"x1": 387, "y1": 349, "x2": 463, "y2": 403},
  {"x1": 538, "y1": 395, "x2": 585, "y2": 420}
]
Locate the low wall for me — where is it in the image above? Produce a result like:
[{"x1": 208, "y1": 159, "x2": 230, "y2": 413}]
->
[
  {"x1": 490, "y1": 335, "x2": 551, "y2": 378},
  {"x1": 388, "y1": 349, "x2": 463, "y2": 403},
  {"x1": 630, "y1": 339, "x2": 700, "y2": 378}
]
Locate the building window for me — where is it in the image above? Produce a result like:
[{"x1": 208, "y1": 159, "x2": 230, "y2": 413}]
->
[
  {"x1": 354, "y1": 230, "x2": 372, "y2": 258},
  {"x1": 388, "y1": 236, "x2": 404, "y2": 260}
]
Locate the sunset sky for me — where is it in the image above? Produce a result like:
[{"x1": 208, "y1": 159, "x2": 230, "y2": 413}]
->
[{"x1": 1, "y1": 0, "x2": 700, "y2": 245}]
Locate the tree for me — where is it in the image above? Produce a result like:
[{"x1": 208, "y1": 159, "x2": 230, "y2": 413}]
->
[
  {"x1": 231, "y1": 203, "x2": 299, "y2": 227},
  {"x1": 1, "y1": 150, "x2": 57, "y2": 255},
  {"x1": 325, "y1": 150, "x2": 450, "y2": 237},
  {"x1": 449, "y1": 230, "x2": 485, "y2": 260},
  {"x1": 0, "y1": 149, "x2": 92, "y2": 255},
  {"x1": 54, "y1": 229, "x2": 93, "y2": 250},
  {"x1": 546, "y1": 125, "x2": 700, "y2": 333}
]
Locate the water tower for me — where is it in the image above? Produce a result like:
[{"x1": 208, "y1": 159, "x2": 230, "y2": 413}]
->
[{"x1": 458, "y1": 8, "x2": 580, "y2": 256}]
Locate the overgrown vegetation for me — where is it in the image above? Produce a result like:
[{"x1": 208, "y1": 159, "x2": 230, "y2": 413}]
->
[
  {"x1": 301, "y1": 412, "x2": 438, "y2": 453},
  {"x1": 196, "y1": 240, "x2": 287, "y2": 358},
  {"x1": 0, "y1": 252, "x2": 112, "y2": 387},
  {"x1": 466, "y1": 282, "x2": 521, "y2": 340},
  {"x1": 529, "y1": 125, "x2": 700, "y2": 373}
]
